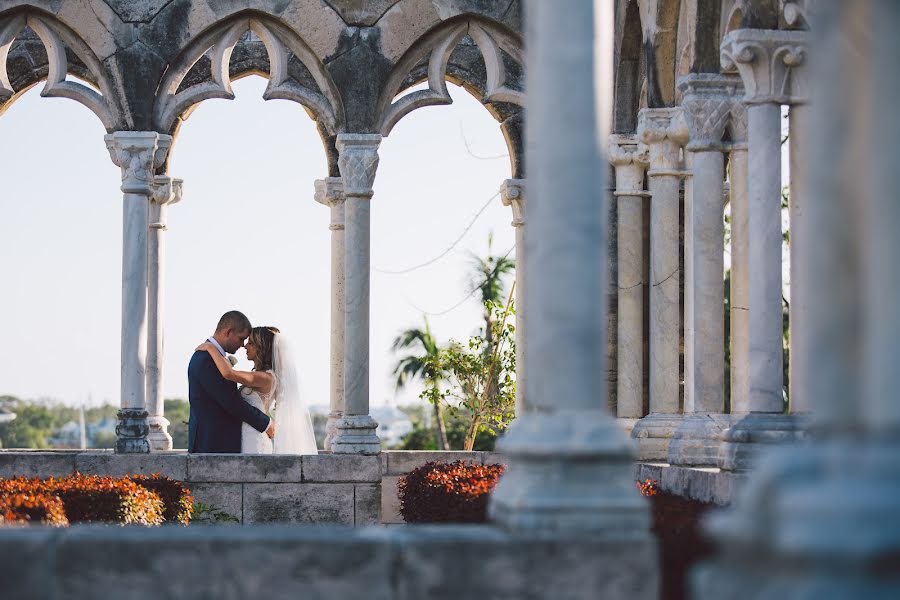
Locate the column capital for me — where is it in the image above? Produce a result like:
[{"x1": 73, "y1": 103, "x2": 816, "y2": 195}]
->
[
  {"x1": 721, "y1": 29, "x2": 810, "y2": 105},
  {"x1": 336, "y1": 134, "x2": 381, "y2": 198},
  {"x1": 104, "y1": 132, "x2": 172, "y2": 195},
  {"x1": 608, "y1": 134, "x2": 649, "y2": 193},
  {"x1": 780, "y1": 0, "x2": 812, "y2": 31},
  {"x1": 679, "y1": 73, "x2": 745, "y2": 152},
  {"x1": 314, "y1": 177, "x2": 345, "y2": 207},
  {"x1": 637, "y1": 108, "x2": 688, "y2": 173},
  {"x1": 150, "y1": 174, "x2": 183, "y2": 207},
  {"x1": 500, "y1": 179, "x2": 526, "y2": 226}
]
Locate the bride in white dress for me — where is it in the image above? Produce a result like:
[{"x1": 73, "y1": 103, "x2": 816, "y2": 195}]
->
[{"x1": 197, "y1": 326, "x2": 318, "y2": 455}]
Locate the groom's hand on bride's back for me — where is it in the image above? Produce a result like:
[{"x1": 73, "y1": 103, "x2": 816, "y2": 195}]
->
[{"x1": 265, "y1": 418, "x2": 276, "y2": 439}]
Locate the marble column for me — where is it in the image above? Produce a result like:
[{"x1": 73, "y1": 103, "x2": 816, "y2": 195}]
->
[
  {"x1": 693, "y1": 3, "x2": 900, "y2": 595},
  {"x1": 332, "y1": 134, "x2": 381, "y2": 455},
  {"x1": 631, "y1": 107, "x2": 688, "y2": 460},
  {"x1": 315, "y1": 177, "x2": 346, "y2": 452},
  {"x1": 718, "y1": 30, "x2": 808, "y2": 470},
  {"x1": 146, "y1": 174, "x2": 182, "y2": 452},
  {"x1": 608, "y1": 135, "x2": 649, "y2": 434},
  {"x1": 104, "y1": 131, "x2": 171, "y2": 454},
  {"x1": 488, "y1": 0, "x2": 652, "y2": 542},
  {"x1": 669, "y1": 74, "x2": 737, "y2": 467},
  {"x1": 727, "y1": 104, "x2": 750, "y2": 421},
  {"x1": 500, "y1": 179, "x2": 526, "y2": 416}
]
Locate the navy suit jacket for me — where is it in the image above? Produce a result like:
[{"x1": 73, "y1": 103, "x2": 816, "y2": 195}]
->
[{"x1": 187, "y1": 350, "x2": 270, "y2": 453}]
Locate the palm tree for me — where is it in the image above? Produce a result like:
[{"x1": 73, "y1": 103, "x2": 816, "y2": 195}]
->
[
  {"x1": 392, "y1": 318, "x2": 449, "y2": 450},
  {"x1": 468, "y1": 233, "x2": 515, "y2": 346}
]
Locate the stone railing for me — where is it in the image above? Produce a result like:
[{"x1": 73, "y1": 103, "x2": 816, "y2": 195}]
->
[{"x1": 0, "y1": 451, "x2": 380, "y2": 526}]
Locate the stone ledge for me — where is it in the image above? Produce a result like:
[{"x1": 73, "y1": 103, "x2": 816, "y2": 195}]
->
[
  {"x1": 0, "y1": 525, "x2": 658, "y2": 600},
  {"x1": 0, "y1": 451, "x2": 77, "y2": 479},
  {"x1": 75, "y1": 452, "x2": 187, "y2": 479},
  {"x1": 382, "y1": 450, "x2": 486, "y2": 475},
  {"x1": 303, "y1": 454, "x2": 380, "y2": 483},
  {"x1": 634, "y1": 462, "x2": 744, "y2": 506},
  {"x1": 187, "y1": 454, "x2": 303, "y2": 482}
]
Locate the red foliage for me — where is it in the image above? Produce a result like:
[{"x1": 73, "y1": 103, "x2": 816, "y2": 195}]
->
[
  {"x1": 398, "y1": 460, "x2": 505, "y2": 523},
  {"x1": 0, "y1": 474, "x2": 164, "y2": 526},
  {"x1": 129, "y1": 474, "x2": 194, "y2": 525},
  {"x1": 0, "y1": 492, "x2": 69, "y2": 526},
  {"x1": 636, "y1": 478, "x2": 660, "y2": 497}
]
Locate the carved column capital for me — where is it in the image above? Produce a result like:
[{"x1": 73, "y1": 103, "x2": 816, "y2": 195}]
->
[
  {"x1": 679, "y1": 73, "x2": 746, "y2": 152},
  {"x1": 637, "y1": 108, "x2": 688, "y2": 174},
  {"x1": 721, "y1": 29, "x2": 810, "y2": 105},
  {"x1": 150, "y1": 175, "x2": 183, "y2": 207},
  {"x1": 608, "y1": 134, "x2": 649, "y2": 194},
  {"x1": 315, "y1": 177, "x2": 346, "y2": 230},
  {"x1": 336, "y1": 134, "x2": 381, "y2": 198},
  {"x1": 780, "y1": 0, "x2": 812, "y2": 30},
  {"x1": 500, "y1": 179, "x2": 526, "y2": 227},
  {"x1": 104, "y1": 132, "x2": 171, "y2": 195}
]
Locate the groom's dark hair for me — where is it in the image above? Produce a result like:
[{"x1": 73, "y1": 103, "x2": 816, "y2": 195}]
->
[{"x1": 216, "y1": 310, "x2": 251, "y2": 333}]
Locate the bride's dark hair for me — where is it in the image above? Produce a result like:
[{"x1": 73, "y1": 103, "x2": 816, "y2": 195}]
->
[{"x1": 248, "y1": 326, "x2": 280, "y2": 371}]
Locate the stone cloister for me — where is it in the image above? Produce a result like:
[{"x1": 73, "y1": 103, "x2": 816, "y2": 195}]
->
[{"x1": 1, "y1": 0, "x2": 899, "y2": 598}]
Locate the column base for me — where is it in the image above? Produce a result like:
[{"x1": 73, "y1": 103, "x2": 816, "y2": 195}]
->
[
  {"x1": 323, "y1": 410, "x2": 342, "y2": 452},
  {"x1": 616, "y1": 417, "x2": 640, "y2": 436},
  {"x1": 488, "y1": 411, "x2": 651, "y2": 537},
  {"x1": 630, "y1": 413, "x2": 684, "y2": 461},
  {"x1": 331, "y1": 414, "x2": 381, "y2": 455},
  {"x1": 115, "y1": 408, "x2": 150, "y2": 454},
  {"x1": 693, "y1": 438, "x2": 900, "y2": 598},
  {"x1": 667, "y1": 413, "x2": 733, "y2": 467},
  {"x1": 147, "y1": 415, "x2": 173, "y2": 452},
  {"x1": 718, "y1": 412, "x2": 805, "y2": 471}
]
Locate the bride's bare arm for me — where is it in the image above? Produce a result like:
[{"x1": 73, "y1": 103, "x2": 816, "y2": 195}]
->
[{"x1": 195, "y1": 343, "x2": 273, "y2": 393}]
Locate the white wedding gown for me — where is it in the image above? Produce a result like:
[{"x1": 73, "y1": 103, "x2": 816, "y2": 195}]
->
[{"x1": 240, "y1": 371, "x2": 275, "y2": 454}]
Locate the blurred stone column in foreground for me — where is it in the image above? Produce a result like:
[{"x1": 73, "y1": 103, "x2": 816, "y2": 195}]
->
[
  {"x1": 146, "y1": 174, "x2": 182, "y2": 452},
  {"x1": 500, "y1": 179, "x2": 527, "y2": 415},
  {"x1": 693, "y1": 1, "x2": 900, "y2": 596},
  {"x1": 488, "y1": 0, "x2": 652, "y2": 554},
  {"x1": 315, "y1": 177, "x2": 346, "y2": 452},
  {"x1": 608, "y1": 135, "x2": 648, "y2": 434}
]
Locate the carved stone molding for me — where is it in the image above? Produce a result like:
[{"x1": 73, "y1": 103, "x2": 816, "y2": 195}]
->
[
  {"x1": 150, "y1": 175, "x2": 183, "y2": 207},
  {"x1": 678, "y1": 73, "x2": 745, "y2": 152},
  {"x1": 500, "y1": 179, "x2": 526, "y2": 227},
  {"x1": 315, "y1": 177, "x2": 346, "y2": 230},
  {"x1": 336, "y1": 134, "x2": 381, "y2": 198},
  {"x1": 104, "y1": 132, "x2": 172, "y2": 195},
  {"x1": 0, "y1": 14, "x2": 122, "y2": 129},
  {"x1": 780, "y1": 0, "x2": 812, "y2": 30},
  {"x1": 721, "y1": 29, "x2": 810, "y2": 105},
  {"x1": 637, "y1": 108, "x2": 688, "y2": 173},
  {"x1": 608, "y1": 134, "x2": 649, "y2": 193}
]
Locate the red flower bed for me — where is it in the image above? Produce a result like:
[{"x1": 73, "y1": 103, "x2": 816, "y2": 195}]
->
[
  {"x1": 129, "y1": 474, "x2": 194, "y2": 525},
  {"x1": 0, "y1": 492, "x2": 69, "y2": 527},
  {"x1": 398, "y1": 460, "x2": 505, "y2": 523},
  {"x1": 0, "y1": 474, "x2": 165, "y2": 526}
]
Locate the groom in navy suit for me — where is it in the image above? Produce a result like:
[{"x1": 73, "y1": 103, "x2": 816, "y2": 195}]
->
[{"x1": 188, "y1": 310, "x2": 274, "y2": 453}]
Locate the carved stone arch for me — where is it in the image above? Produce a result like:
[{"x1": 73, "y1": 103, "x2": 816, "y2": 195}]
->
[
  {"x1": 153, "y1": 13, "x2": 345, "y2": 140},
  {"x1": 644, "y1": 0, "x2": 681, "y2": 107},
  {"x1": 614, "y1": 0, "x2": 644, "y2": 133},
  {"x1": 0, "y1": 11, "x2": 122, "y2": 130},
  {"x1": 375, "y1": 17, "x2": 524, "y2": 176}
]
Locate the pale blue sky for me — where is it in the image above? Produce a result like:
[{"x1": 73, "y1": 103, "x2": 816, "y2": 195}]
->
[{"x1": 0, "y1": 76, "x2": 514, "y2": 410}]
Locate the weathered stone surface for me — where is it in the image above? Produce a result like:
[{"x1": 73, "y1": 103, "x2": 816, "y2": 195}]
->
[
  {"x1": 634, "y1": 462, "x2": 743, "y2": 506},
  {"x1": 354, "y1": 483, "x2": 380, "y2": 525},
  {"x1": 0, "y1": 528, "x2": 54, "y2": 600},
  {"x1": 56, "y1": 0, "x2": 131, "y2": 61},
  {"x1": 394, "y1": 526, "x2": 659, "y2": 600},
  {"x1": 243, "y1": 483, "x2": 355, "y2": 524},
  {"x1": 384, "y1": 450, "x2": 483, "y2": 475},
  {"x1": 0, "y1": 451, "x2": 76, "y2": 478},
  {"x1": 302, "y1": 454, "x2": 380, "y2": 482},
  {"x1": 187, "y1": 454, "x2": 302, "y2": 482},
  {"x1": 75, "y1": 451, "x2": 187, "y2": 479},
  {"x1": 480, "y1": 451, "x2": 507, "y2": 467},
  {"x1": 380, "y1": 474, "x2": 403, "y2": 523},
  {"x1": 104, "y1": 0, "x2": 174, "y2": 23},
  {"x1": 53, "y1": 526, "x2": 396, "y2": 600},
  {"x1": 323, "y1": 0, "x2": 402, "y2": 26},
  {"x1": 187, "y1": 482, "x2": 243, "y2": 523}
]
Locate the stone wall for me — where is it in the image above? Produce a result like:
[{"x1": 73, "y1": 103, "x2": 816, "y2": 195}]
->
[{"x1": 0, "y1": 451, "x2": 380, "y2": 526}]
